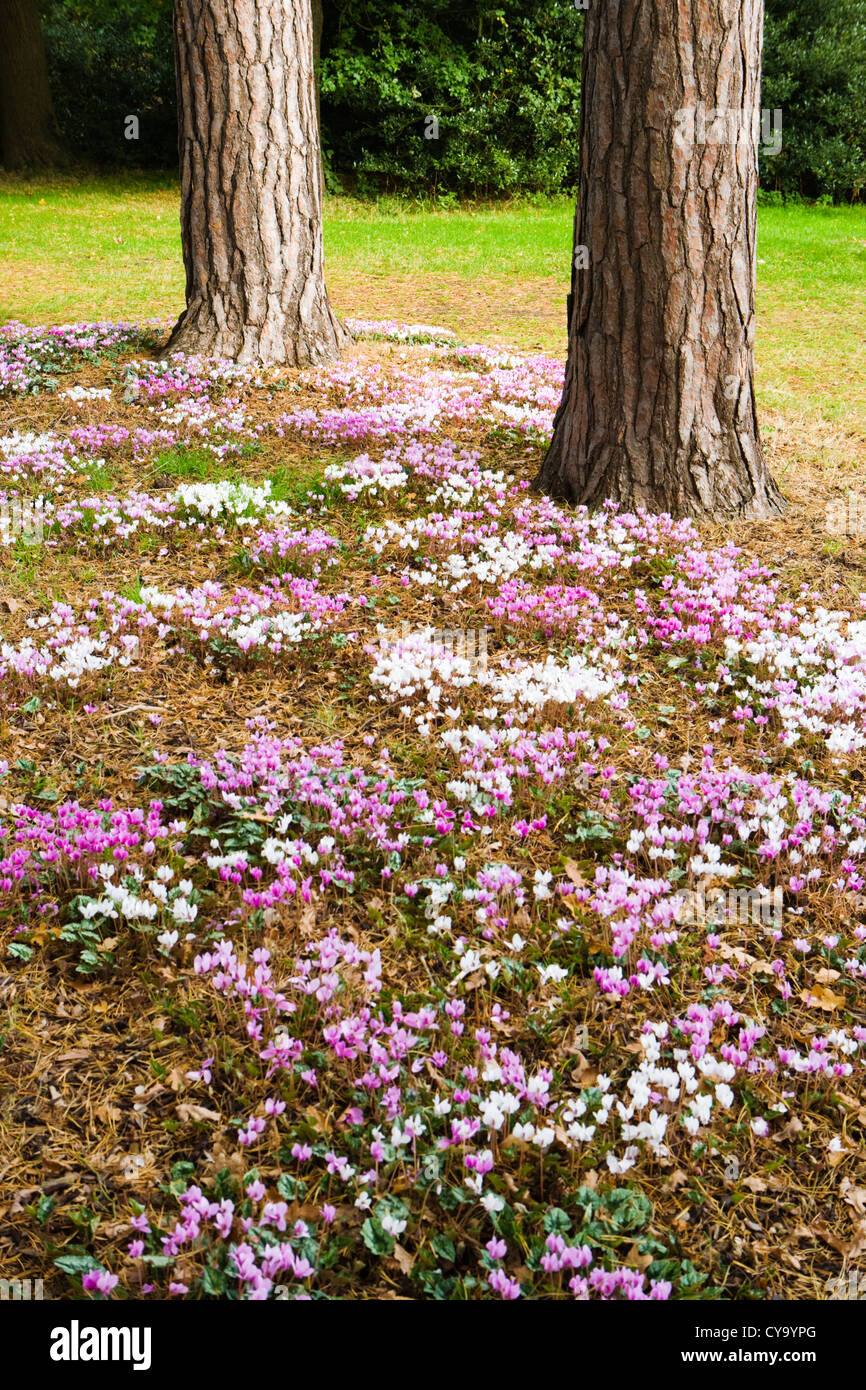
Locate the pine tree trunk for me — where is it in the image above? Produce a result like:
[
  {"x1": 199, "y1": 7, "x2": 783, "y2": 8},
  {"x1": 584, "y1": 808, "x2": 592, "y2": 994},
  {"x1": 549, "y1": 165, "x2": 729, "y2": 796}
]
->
[
  {"x1": 535, "y1": 0, "x2": 785, "y2": 521},
  {"x1": 0, "y1": 0, "x2": 68, "y2": 170},
  {"x1": 312, "y1": 0, "x2": 325, "y2": 198},
  {"x1": 168, "y1": 0, "x2": 347, "y2": 366}
]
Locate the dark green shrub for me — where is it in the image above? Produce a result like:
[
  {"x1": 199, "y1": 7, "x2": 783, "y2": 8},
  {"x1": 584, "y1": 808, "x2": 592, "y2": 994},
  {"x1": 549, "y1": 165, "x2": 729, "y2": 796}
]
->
[
  {"x1": 42, "y1": 0, "x2": 176, "y2": 167},
  {"x1": 37, "y1": 0, "x2": 866, "y2": 202},
  {"x1": 762, "y1": 0, "x2": 866, "y2": 202},
  {"x1": 320, "y1": 1, "x2": 584, "y2": 197}
]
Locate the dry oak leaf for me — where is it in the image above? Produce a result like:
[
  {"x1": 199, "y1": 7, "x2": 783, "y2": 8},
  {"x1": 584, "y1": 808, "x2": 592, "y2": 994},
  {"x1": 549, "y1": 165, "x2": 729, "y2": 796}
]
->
[
  {"x1": 95, "y1": 1103, "x2": 123, "y2": 1124},
  {"x1": 391, "y1": 1244, "x2": 415, "y2": 1276},
  {"x1": 799, "y1": 984, "x2": 846, "y2": 1010},
  {"x1": 563, "y1": 859, "x2": 588, "y2": 888},
  {"x1": 749, "y1": 959, "x2": 775, "y2": 976},
  {"x1": 741, "y1": 1175, "x2": 769, "y2": 1194},
  {"x1": 812, "y1": 1219, "x2": 866, "y2": 1259},
  {"x1": 569, "y1": 1054, "x2": 598, "y2": 1087},
  {"x1": 841, "y1": 1180, "x2": 866, "y2": 1217},
  {"x1": 664, "y1": 1170, "x2": 690, "y2": 1191},
  {"x1": 827, "y1": 1144, "x2": 855, "y2": 1169},
  {"x1": 624, "y1": 1243, "x2": 654, "y2": 1272},
  {"x1": 176, "y1": 1102, "x2": 220, "y2": 1124},
  {"x1": 775, "y1": 1115, "x2": 805, "y2": 1142}
]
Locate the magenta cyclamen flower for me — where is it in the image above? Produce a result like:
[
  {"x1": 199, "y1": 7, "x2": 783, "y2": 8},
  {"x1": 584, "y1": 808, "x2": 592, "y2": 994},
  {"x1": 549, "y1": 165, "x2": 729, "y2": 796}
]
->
[
  {"x1": 82, "y1": 1269, "x2": 119, "y2": 1297},
  {"x1": 488, "y1": 1269, "x2": 521, "y2": 1300},
  {"x1": 10, "y1": 318, "x2": 866, "y2": 1307}
]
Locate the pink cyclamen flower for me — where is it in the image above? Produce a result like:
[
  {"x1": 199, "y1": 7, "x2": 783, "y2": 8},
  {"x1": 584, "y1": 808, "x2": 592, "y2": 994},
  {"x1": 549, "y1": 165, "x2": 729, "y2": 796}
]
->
[
  {"x1": 488, "y1": 1268, "x2": 521, "y2": 1300},
  {"x1": 82, "y1": 1269, "x2": 119, "y2": 1297}
]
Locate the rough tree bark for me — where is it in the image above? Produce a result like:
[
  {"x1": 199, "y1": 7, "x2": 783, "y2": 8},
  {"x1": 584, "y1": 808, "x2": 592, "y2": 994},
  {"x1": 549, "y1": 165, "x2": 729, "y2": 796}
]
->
[
  {"x1": 311, "y1": 0, "x2": 324, "y2": 198},
  {"x1": 168, "y1": 0, "x2": 347, "y2": 366},
  {"x1": 0, "y1": 0, "x2": 68, "y2": 169},
  {"x1": 535, "y1": 0, "x2": 785, "y2": 520}
]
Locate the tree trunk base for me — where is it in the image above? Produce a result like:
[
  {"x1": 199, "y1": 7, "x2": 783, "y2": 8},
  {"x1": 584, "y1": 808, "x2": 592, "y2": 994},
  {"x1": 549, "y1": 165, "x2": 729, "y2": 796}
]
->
[
  {"x1": 533, "y1": 427, "x2": 787, "y2": 523},
  {"x1": 166, "y1": 294, "x2": 351, "y2": 368},
  {"x1": 1, "y1": 131, "x2": 70, "y2": 170},
  {"x1": 534, "y1": 0, "x2": 785, "y2": 526},
  {"x1": 170, "y1": 0, "x2": 346, "y2": 371}
]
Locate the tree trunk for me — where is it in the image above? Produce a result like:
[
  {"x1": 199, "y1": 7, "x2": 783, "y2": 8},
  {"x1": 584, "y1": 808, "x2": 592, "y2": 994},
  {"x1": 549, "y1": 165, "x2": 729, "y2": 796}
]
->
[
  {"x1": 168, "y1": 0, "x2": 347, "y2": 366},
  {"x1": 535, "y1": 0, "x2": 785, "y2": 521},
  {"x1": 0, "y1": 0, "x2": 68, "y2": 170},
  {"x1": 312, "y1": 0, "x2": 324, "y2": 194}
]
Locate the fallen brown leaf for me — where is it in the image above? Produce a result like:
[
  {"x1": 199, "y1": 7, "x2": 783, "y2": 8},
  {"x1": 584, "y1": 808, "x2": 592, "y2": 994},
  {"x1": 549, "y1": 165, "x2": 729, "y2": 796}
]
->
[{"x1": 176, "y1": 1102, "x2": 220, "y2": 1124}]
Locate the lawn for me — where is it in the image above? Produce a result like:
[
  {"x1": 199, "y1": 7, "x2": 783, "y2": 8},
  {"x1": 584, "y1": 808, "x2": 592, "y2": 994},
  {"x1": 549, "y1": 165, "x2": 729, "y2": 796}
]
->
[
  {"x1": 1, "y1": 175, "x2": 866, "y2": 1305},
  {"x1": 1, "y1": 173, "x2": 865, "y2": 422}
]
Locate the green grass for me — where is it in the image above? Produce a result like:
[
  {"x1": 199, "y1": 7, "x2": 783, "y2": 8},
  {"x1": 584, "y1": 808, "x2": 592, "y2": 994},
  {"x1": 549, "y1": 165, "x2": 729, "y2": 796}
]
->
[
  {"x1": 0, "y1": 173, "x2": 182, "y2": 325},
  {"x1": 327, "y1": 193, "x2": 576, "y2": 278},
  {"x1": 2, "y1": 173, "x2": 863, "y2": 291},
  {"x1": 753, "y1": 203, "x2": 866, "y2": 420},
  {"x1": 82, "y1": 461, "x2": 113, "y2": 491},
  {"x1": 150, "y1": 444, "x2": 238, "y2": 484},
  {"x1": 1, "y1": 172, "x2": 864, "y2": 422},
  {"x1": 267, "y1": 461, "x2": 329, "y2": 509}
]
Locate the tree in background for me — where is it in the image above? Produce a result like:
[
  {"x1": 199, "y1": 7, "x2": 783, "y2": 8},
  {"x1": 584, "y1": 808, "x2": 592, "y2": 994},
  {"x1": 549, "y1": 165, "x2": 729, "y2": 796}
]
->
[
  {"x1": 0, "y1": 0, "x2": 68, "y2": 168},
  {"x1": 33, "y1": 0, "x2": 866, "y2": 200},
  {"x1": 41, "y1": 0, "x2": 175, "y2": 166},
  {"x1": 168, "y1": 0, "x2": 346, "y2": 367},
  {"x1": 762, "y1": 0, "x2": 866, "y2": 203},
  {"x1": 535, "y1": 0, "x2": 785, "y2": 520},
  {"x1": 320, "y1": 1, "x2": 584, "y2": 197}
]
